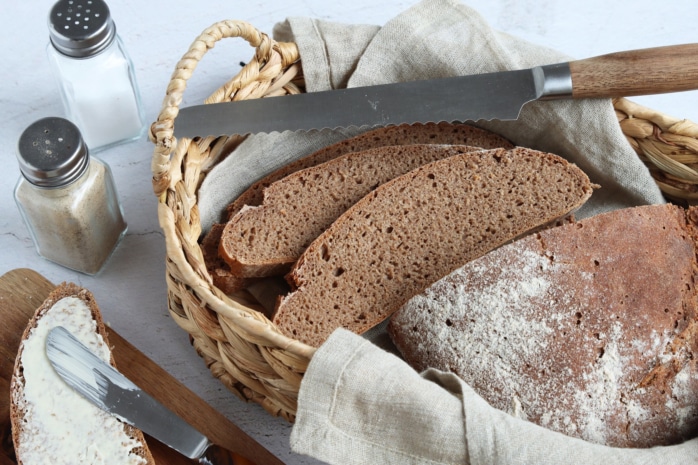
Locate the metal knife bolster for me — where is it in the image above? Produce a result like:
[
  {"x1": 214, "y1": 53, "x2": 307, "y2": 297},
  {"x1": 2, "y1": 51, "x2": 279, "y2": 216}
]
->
[{"x1": 534, "y1": 62, "x2": 573, "y2": 100}]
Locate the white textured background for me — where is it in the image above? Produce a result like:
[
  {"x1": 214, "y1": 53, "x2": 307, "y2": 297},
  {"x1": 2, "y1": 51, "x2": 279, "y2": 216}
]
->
[{"x1": 1, "y1": 1, "x2": 697, "y2": 463}]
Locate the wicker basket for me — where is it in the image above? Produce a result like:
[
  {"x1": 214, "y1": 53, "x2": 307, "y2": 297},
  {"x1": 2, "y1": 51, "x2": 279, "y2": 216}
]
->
[{"x1": 149, "y1": 20, "x2": 698, "y2": 421}]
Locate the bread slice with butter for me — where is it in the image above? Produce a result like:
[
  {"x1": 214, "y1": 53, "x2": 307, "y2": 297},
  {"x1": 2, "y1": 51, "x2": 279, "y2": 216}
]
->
[{"x1": 10, "y1": 282, "x2": 155, "y2": 465}]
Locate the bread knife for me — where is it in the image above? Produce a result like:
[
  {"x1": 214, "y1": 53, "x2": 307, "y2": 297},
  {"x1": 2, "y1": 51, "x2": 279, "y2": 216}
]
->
[
  {"x1": 172, "y1": 43, "x2": 698, "y2": 138},
  {"x1": 45, "y1": 326, "x2": 268, "y2": 465}
]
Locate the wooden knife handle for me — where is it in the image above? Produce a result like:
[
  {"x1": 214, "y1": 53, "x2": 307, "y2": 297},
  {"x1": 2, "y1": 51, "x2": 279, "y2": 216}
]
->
[{"x1": 569, "y1": 43, "x2": 698, "y2": 98}]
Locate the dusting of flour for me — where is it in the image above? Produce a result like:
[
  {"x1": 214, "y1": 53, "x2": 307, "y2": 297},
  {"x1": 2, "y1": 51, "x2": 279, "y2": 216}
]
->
[
  {"x1": 392, "y1": 234, "x2": 678, "y2": 445},
  {"x1": 389, "y1": 204, "x2": 698, "y2": 447}
]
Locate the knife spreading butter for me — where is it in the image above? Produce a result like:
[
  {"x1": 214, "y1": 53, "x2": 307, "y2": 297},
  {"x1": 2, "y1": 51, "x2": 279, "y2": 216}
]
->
[{"x1": 14, "y1": 296, "x2": 147, "y2": 465}]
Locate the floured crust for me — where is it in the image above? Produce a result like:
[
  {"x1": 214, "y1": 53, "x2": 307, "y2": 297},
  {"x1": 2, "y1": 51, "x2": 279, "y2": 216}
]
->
[
  {"x1": 388, "y1": 204, "x2": 698, "y2": 448},
  {"x1": 10, "y1": 282, "x2": 155, "y2": 465}
]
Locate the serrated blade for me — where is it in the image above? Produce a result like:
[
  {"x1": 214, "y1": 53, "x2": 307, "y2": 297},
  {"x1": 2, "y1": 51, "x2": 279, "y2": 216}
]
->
[
  {"x1": 174, "y1": 64, "x2": 570, "y2": 138},
  {"x1": 46, "y1": 326, "x2": 210, "y2": 459},
  {"x1": 171, "y1": 43, "x2": 698, "y2": 139}
]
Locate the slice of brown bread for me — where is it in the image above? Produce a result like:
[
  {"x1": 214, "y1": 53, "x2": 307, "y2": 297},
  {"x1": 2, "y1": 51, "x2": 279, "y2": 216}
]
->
[
  {"x1": 388, "y1": 204, "x2": 698, "y2": 448},
  {"x1": 225, "y1": 122, "x2": 513, "y2": 219},
  {"x1": 10, "y1": 283, "x2": 155, "y2": 465},
  {"x1": 220, "y1": 144, "x2": 483, "y2": 278},
  {"x1": 273, "y1": 146, "x2": 593, "y2": 347},
  {"x1": 202, "y1": 222, "x2": 258, "y2": 293},
  {"x1": 206, "y1": 122, "x2": 513, "y2": 292}
]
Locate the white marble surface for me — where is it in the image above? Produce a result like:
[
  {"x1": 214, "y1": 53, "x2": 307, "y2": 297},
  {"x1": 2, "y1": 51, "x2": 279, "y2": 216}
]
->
[{"x1": 1, "y1": 1, "x2": 696, "y2": 463}]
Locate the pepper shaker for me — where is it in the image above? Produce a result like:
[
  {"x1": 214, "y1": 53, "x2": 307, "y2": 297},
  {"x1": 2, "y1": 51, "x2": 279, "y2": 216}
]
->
[
  {"x1": 46, "y1": 0, "x2": 145, "y2": 151},
  {"x1": 14, "y1": 117, "x2": 127, "y2": 275}
]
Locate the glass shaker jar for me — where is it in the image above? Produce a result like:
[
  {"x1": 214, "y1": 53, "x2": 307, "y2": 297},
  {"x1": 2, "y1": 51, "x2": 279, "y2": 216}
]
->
[
  {"x1": 46, "y1": 0, "x2": 145, "y2": 151},
  {"x1": 14, "y1": 117, "x2": 127, "y2": 275}
]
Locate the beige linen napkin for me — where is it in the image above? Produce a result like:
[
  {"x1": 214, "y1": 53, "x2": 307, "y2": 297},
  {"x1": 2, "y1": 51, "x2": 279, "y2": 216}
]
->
[
  {"x1": 194, "y1": 0, "x2": 691, "y2": 462},
  {"x1": 292, "y1": 329, "x2": 698, "y2": 465}
]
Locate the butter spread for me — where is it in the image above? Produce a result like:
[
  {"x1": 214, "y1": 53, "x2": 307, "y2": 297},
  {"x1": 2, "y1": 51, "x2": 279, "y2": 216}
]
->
[{"x1": 15, "y1": 296, "x2": 146, "y2": 464}]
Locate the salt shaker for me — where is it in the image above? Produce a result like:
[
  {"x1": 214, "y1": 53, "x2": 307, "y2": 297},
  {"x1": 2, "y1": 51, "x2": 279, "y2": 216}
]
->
[
  {"x1": 46, "y1": 0, "x2": 145, "y2": 151},
  {"x1": 14, "y1": 117, "x2": 127, "y2": 275}
]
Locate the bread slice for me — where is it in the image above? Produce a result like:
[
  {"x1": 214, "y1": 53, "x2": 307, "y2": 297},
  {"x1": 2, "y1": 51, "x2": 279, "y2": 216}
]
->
[
  {"x1": 202, "y1": 222, "x2": 259, "y2": 293},
  {"x1": 10, "y1": 283, "x2": 155, "y2": 465},
  {"x1": 388, "y1": 204, "x2": 698, "y2": 448},
  {"x1": 205, "y1": 122, "x2": 513, "y2": 292},
  {"x1": 220, "y1": 144, "x2": 484, "y2": 278},
  {"x1": 273, "y1": 147, "x2": 593, "y2": 347},
  {"x1": 225, "y1": 122, "x2": 514, "y2": 219}
]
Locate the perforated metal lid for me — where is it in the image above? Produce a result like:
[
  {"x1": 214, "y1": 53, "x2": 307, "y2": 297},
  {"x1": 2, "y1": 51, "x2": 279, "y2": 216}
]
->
[
  {"x1": 48, "y1": 0, "x2": 115, "y2": 58},
  {"x1": 17, "y1": 117, "x2": 89, "y2": 188}
]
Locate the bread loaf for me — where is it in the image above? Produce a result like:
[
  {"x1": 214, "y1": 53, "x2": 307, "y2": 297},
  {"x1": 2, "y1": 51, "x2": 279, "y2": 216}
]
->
[
  {"x1": 388, "y1": 204, "x2": 698, "y2": 448},
  {"x1": 273, "y1": 147, "x2": 593, "y2": 347},
  {"x1": 220, "y1": 144, "x2": 482, "y2": 278},
  {"x1": 10, "y1": 283, "x2": 155, "y2": 465}
]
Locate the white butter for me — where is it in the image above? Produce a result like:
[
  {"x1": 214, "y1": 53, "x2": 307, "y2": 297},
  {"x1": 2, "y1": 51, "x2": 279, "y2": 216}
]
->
[{"x1": 15, "y1": 296, "x2": 146, "y2": 465}]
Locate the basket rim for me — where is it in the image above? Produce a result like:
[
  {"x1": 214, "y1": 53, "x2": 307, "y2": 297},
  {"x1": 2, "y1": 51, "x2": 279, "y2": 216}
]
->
[
  {"x1": 156, "y1": 161, "x2": 316, "y2": 361},
  {"x1": 149, "y1": 19, "x2": 698, "y2": 420},
  {"x1": 149, "y1": 20, "x2": 316, "y2": 391}
]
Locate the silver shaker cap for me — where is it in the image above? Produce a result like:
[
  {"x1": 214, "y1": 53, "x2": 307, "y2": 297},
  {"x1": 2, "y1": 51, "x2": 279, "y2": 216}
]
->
[
  {"x1": 17, "y1": 117, "x2": 90, "y2": 188},
  {"x1": 48, "y1": 0, "x2": 115, "y2": 58}
]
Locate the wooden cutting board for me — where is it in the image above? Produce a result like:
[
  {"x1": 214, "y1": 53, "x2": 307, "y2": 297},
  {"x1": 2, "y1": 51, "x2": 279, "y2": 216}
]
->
[{"x1": 0, "y1": 268, "x2": 284, "y2": 465}]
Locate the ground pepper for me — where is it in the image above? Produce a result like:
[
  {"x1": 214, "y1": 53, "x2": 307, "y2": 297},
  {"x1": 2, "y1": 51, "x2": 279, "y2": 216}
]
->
[{"x1": 14, "y1": 117, "x2": 127, "y2": 275}]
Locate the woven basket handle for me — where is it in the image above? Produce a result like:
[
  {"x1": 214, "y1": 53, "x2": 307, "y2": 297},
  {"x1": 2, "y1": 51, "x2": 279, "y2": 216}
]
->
[
  {"x1": 149, "y1": 20, "x2": 300, "y2": 197},
  {"x1": 570, "y1": 43, "x2": 698, "y2": 99}
]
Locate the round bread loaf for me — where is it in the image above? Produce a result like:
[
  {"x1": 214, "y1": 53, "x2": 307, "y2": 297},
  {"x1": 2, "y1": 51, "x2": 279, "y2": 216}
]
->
[{"x1": 388, "y1": 204, "x2": 698, "y2": 448}]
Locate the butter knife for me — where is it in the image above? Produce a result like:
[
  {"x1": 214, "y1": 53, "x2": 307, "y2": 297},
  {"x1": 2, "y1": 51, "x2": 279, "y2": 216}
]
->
[{"x1": 45, "y1": 326, "x2": 261, "y2": 465}]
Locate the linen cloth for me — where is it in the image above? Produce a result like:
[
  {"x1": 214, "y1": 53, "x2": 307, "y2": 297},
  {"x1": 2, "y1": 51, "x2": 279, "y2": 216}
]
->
[
  {"x1": 293, "y1": 329, "x2": 698, "y2": 465},
  {"x1": 194, "y1": 0, "x2": 694, "y2": 463}
]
